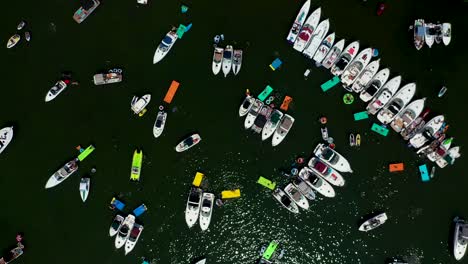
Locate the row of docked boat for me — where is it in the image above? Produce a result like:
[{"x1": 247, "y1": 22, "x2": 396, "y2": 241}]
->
[
  {"x1": 109, "y1": 214, "x2": 144, "y2": 255},
  {"x1": 413, "y1": 19, "x2": 451, "y2": 50},
  {"x1": 185, "y1": 187, "x2": 215, "y2": 231},
  {"x1": 212, "y1": 45, "x2": 243, "y2": 76},
  {"x1": 239, "y1": 94, "x2": 294, "y2": 146},
  {"x1": 286, "y1": 0, "x2": 461, "y2": 169}
]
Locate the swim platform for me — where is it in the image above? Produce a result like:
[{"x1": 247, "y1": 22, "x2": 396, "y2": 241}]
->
[
  {"x1": 221, "y1": 189, "x2": 241, "y2": 199},
  {"x1": 354, "y1": 111, "x2": 369, "y2": 121},
  {"x1": 192, "y1": 172, "x2": 204, "y2": 187},
  {"x1": 164, "y1": 80, "x2": 180, "y2": 104},
  {"x1": 77, "y1": 145, "x2": 95, "y2": 161},
  {"x1": 110, "y1": 197, "x2": 125, "y2": 211},
  {"x1": 320, "y1": 76, "x2": 340, "y2": 92},
  {"x1": 419, "y1": 164, "x2": 430, "y2": 182},
  {"x1": 389, "y1": 163, "x2": 404, "y2": 172},
  {"x1": 133, "y1": 204, "x2": 148, "y2": 217},
  {"x1": 257, "y1": 176, "x2": 276, "y2": 190},
  {"x1": 371, "y1": 123, "x2": 389, "y2": 136},
  {"x1": 258, "y1": 85, "x2": 273, "y2": 102},
  {"x1": 176, "y1": 24, "x2": 186, "y2": 38},
  {"x1": 269, "y1": 58, "x2": 282, "y2": 71},
  {"x1": 280, "y1": 96, "x2": 292, "y2": 111}
]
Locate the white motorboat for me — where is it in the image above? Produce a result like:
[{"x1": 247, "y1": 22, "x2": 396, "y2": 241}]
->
[
  {"x1": 115, "y1": 214, "x2": 136, "y2": 249},
  {"x1": 153, "y1": 110, "x2": 167, "y2": 138},
  {"x1": 6, "y1": 34, "x2": 20, "y2": 49},
  {"x1": 376, "y1": 83, "x2": 416, "y2": 124},
  {"x1": 93, "y1": 72, "x2": 122, "y2": 85},
  {"x1": 359, "y1": 68, "x2": 390, "y2": 102},
  {"x1": 427, "y1": 137, "x2": 453, "y2": 162},
  {"x1": 286, "y1": 0, "x2": 312, "y2": 44},
  {"x1": 298, "y1": 167, "x2": 335, "y2": 198},
  {"x1": 199, "y1": 192, "x2": 215, "y2": 231},
  {"x1": 45, "y1": 80, "x2": 68, "y2": 102},
  {"x1": 400, "y1": 108, "x2": 431, "y2": 140},
  {"x1": 185, "y1": 187, "x2": 203, "y2": 228},
  {"x1": 436, "y1": 146, "x2": 461, "y2": 169},
  {"x1": 222, "y1": 45, "x2": 233, "y2": 77},
  {"x1": 272, "y1": 188, "x2": 299, "y2": 214},
  {"x1": 340, "y1": 48, "x2": 373, "y2": 88},
  {"x1": 79, "y1": 177, "x2": 90, "y2": 202},
  {"x1": 17, "y1": 20, "x2": 26, "y2": 30},
  {"x1": 130, "y1": 94, "x2": 151, "y2": 115},
  {"x1": 321, "y1": 39, "x2": 345, "y2": 69},
  {"x1": 212, "y1": 47, "x2": 224, "y2": 75},
  {"x1": 45, "y1": 159, "x2": 79, "y2": 189},
  {"x1": 262, "y1": 110, "x2": 284, "y2": 141},
  {"x1": 313, "y1": 143, "x2": 352, "y2": 173},
  {"x1": 366, "y1": 75, "x2": 402, "y2": 115},
  {"x1": 239, "y1": 95, "x2": 254, "y2": 117},
  {"x1": 284, "y1": 183, "x2": 309, "y2": 210},
  {"x1": 175, "y1": 134, "x2": 202, "y2": 152},
  {"x1": 330, "y1": 41, "x2": 360, "y2": 76},
  {"x1": 409, "y1": 115, "x2": 445, "y2": 149},
  {"x1": 302, "y1": 19, "x2": 330, "y2": 59},
  {"x1": 124, "y1": 223, "x2": 143, "y2": 255},
  {"x1": 358, "y1": 213, "x2": 387, "y2": 232},
  {"x1": 293, "y1": 7, "x2": 321, "y2": 52},
  {"x1": 272, "y1": 114, "x2": 294, "y2": 147},
  {"x1": 308, "y1": 157, "x2": 345, "y2": 187},
  {"x1": 252, "y1": 105, "x2": 272, "y2": 134},
  {"x1": 312, "y1": 32, "x2": 335, "y2": 64},
  {"x1": 153, "y1": 29, "x2": 178, "y2": 64},
  {"x1": 390, "y1": 98, "x2": 426, "y2": 133},
  {"x1": 414, "y1": 19, "x2": 425, "y2": 50},
  {"x1": 351, "y1": 59, "x2": 380, "y2": 93},
  {"x1": 454, "y1": 218, "x2": 468, "y2": 261},
  {"x1": 291, "y1": 177, "x2": 316, "y2": 201},
  {"x1": 425, "y1": 23, "x2": 435, "y2": 48},
  {"x1": 442, "y1": 23, "x2": 451, "y2": 46},
  {"x1": 0, "y1": 126, "x2": 14, "y2": 155},
  {"x1": 232, "y1": 49, "x2": 243, "y2": 75},
  {"x1": 109, "y1": 214, "x2": 125, "y2": 237},
  {"x1": 244, "y1": 99, "x2": 264, "y2": 129}
]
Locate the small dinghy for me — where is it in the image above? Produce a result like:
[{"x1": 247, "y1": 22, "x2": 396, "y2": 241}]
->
[
  {"x1": 321, "y1": 127, "x2": 328, "y2": 141},
  {"x1": 366, "y1": 75, "x2": 402, "y2": 115},
  {"x1": 17, "y1": 20, "x2": 26, "y2": 30},
  {"x1": 45, "y1": 80, "x2": 68, "y2": 102},
  {"x1": 25, "y1": 31, "x2": 31, "y2": 42},
  {"x1": 45, "y1": 159, "x2": 79, "y2": 189},
  {"x1": 390, "y1": 98, "x2": 426, "y2": 133},
  {"x1": 244, "y1": 99, "x2": 264, "y2": 129},
  {"x1": 313, "y1": 143, "x2": 353, "y2": 173},
  {"x1": 284, "y1": 183, "x2": 309, "y2": 210},
  {"x1": 222, "y1": 45, "x2": 233, "y2": 77},
  {"x1": 359, "y1": 68, "x2": 390, "y2": 102},
  {"x1": 436, "y1": 146, "x2": 461, "y2": 168},
  {"x1": 377, "y1": 83, "x2": 416, "y2": 124},
  {"x1": 340, "y1": 48, "x2": 373, "y2": 88},
  {"x1": 286, "y1": 0, "x2": 311, "y2": 44},
  {"x1": 356, "y1": 134, "x2": 361, "y2": 146},
  {"x1": 0, "y1": 126, "x2": 14, "y2": 155},
  {"x1": 442, "y1": 23, "x2": 452, "y2": 46},
  {"x1": 232, "y1": 49, "x2": 243, "y2": 75},
  {"x1": 331, "y1": 41, "x2": 360, "y2": 76},
  {"x1": 454, "y1": 218, "x2": 468, "y2": 261},
  {"x1": 130, "y1": 94, "x2": 151, "y2": 116},
  {"x1": 124, "y1": 223, "x2": 143, "y2": 255},
  {"x1": 262, "y1": 109, "x2": 283, "y2": 141},
  {"x1": 153, "y1": 110, "x2": 167, "y2": 138},
  {"x1": 115, "y1": 214, "x2": 136, "y2": 249},
  {"x1": 239, "y1": 95, "x2": 254, "y2": 117},
  {"x1": 175, "y1": 134, "x2": 202, "y2": 152},
  {"x1": 349, "y1": 133, "x2": 355, "y2": 147},
  {"x1": 414, "y1": 19, "x2": 425, "y2": 50},
  {"x1": 409, "y1": 115, "x2": 445, "y2": 148},
  {"x1": 302, "y1": 19, "x2": 330, "y2": 59},
  {"x1": 438, "y1": 86, "x2": 447, "y2": 97},
  {"x1": 199, "y1": 192, "x2": 215, "y2": 231},
  {"x1": 272, "y1": 188, "x2": 299, "y2": 214},
  {"x1": 293, "y1": 7, "x2": 321, "y2": 52},
  {"x1": 359, "y1": 212, "x2": 387, "y2": 232},
  {"x1": 109, "y1": 214, "x2": 125, "y2": 237},
  {"x1": 79, "y1": 177, "x2": 90, "y2": 202},
  {"x1": 321, "y1": 39, "x2": 345, "y2": 69},
  {"x1": 185, "y1": 187, "x2": 203, "y2": 228},
  {"x1": 291, "y1": 177, "x2": 316, "y2": 201},
  {"x1": 425, "y1": 23, "x2": 435, "y2": 48},
  {"x1": 298, "y1": 167, "x2": 335, "y2": 198},
  {"x1": 6, "y1": 34, "x2": 20, "y2": 49},
  {"x1": 308, "y1": 157, "x2": 345, "y2": 187},
  {"x1": 313, "y1": 32, "x2": 336, "y2": 64},
  {"x1": 252, "y1": 105, "x2": 272, "y2": 134},
  {"x1": 212, "y1": 47, "x2": 224, "y2": 75},
  {"x1": 272, "y1": 114, "x2": 294, "y2": 146},
  {"x1": 351, "y1": 59, "x2": 380, "y2": 93},
  {"x1": 153, "y1": 29, "x2": 178, "y2": 64}
]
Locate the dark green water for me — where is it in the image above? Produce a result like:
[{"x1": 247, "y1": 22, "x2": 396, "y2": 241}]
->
[{"x1": 1, "y1": 0, "x2": 468, "y2": 263}]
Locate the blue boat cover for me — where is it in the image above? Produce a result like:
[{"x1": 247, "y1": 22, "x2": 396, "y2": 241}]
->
[
  {"x1": 419, "y1": 164, "x2": 430, "y2": 182},
  {"x1": 133, "y1": 204, "x2": 148, "y2": 217},
  {"x1": 162, "y1": 36, "x2": 173, "y2": 45},
  {"x1": 111, "y1": 198, "x2": 125, "y2": 211}
]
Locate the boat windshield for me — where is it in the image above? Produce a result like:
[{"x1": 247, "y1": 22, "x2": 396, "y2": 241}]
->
[
  {"x1": 155, "y1": 119, "x2": 162, "y2": 128},
  {"x1": 223, "y1": 50, "x2": 232, "y2": 58},
  {"x1": 254, "y1": 115, "x2": 267, "y2": 129},
  {"x1": 389, "y1": 103, "x2": 401, "y2": 115},
  {"x1": 119, "y1": 226, "x2": 129, "y2": 236},
  {"x1": 461, "y1": 225, "x2": 468, "y2": 239},
  {"x1": 132, "y1": 167, "x2": 140, "y2": 174},
  {"x1": 242, "y1": 100, "x2": 252, "y2": 109},
  {"x1": 184, "y1": 137, "x2": 194, "y2": 146},
  {"x1": 189, "y1": 190, "x2": 200, "y2": 203},
  {"x1": 313, "y1": 160, "x2": 328, "y2": 174},
  {"x1": 335, "y1": 57, "x2": 349, "y2": 69},
  {"x1": 162, "y1": 36, "x2": 173, "y2": 46},
  {"x1": 111, "y1": 219, "x2": 122, "y2": 230},
  {"x1": 270, "y1": 112, "x2": 281, "y2": 124},
  {"x1": 202, "y1": 199, "x2": 212, "y2": 208},
  {"x1": 280, "y1": 196, "x2": 292, "y2": 207},
  {"x1": 321, "y1": 148, "x2": 335, "y2": 161}
]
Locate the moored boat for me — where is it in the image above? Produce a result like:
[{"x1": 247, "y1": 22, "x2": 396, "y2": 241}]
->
[
  {"x1": 124, "y1": 223, "x2": 143, "y2": 255},
  {"x1": 93, "y1": 71, "x2": 122, "y2": 85},
  {"x1": 115, "y1": 214, "x2": 136, "y2": 249},
  {"x1": 349, "y1": 133, "x2": 355, "y2": 147},
  {"x1": 6, "y1": 34, "x2": 20, "y2": 49},
  {"x1": 359, "y1": 68, "x2": 390, "y2": 102},
  {"x1": 340, "y1": 48, "x2": 373, "y2": 88},
  {"x1": 73, "y1": 0, "x2": 100, "y2": 24},
  {"x1": 222, "y1": 45, "x2": 233, "y2": 77},
  {"x1": 302, "y1": 19, "x2": 330, "y2": 58},
  {"x1": 252, "y1": 105, "x2": 273, "y2": 134},
  {"x1": 330, "y1": 41, "x2": 360, "y2": 76},
  {"x1": 272, "y1": 114, "x2": 294, "y2": 147},
  {"x1": 286, "y1": 0, "x2": 312, "y2": 44},
  {"x1": 453, "y1": 217, "x2": 468, "y2": 261},
  {"x1": 442, "y1": 23, "x2": 451, "y2": 46},
  {"x1": 292, "y1": 177, "x2": 316, "y2": 201},
  {"x1": 284, "y1": 183, "x2": 309, "y2": 210},
  {"x1": 244, "y1": 99, "x2": 264, "y2": 129},
  {"x1": 366, "y1": 75, "x2": 402, "y2": 115},
  {"x1": 79, "y1": 177, "x2": 90, "y2": 202},
  {"x1": 313, "y1": 143, "x2": 353, "y2": 173},
  {"x1": 427, "y1": 137, "x2": 453, "y2": 162},
  {"x1": 153, "y1": 29, "x2": 178, "y2": 64},
  {"x1": 109, "y1": 214, "x2": 125, "y2": 237},
  {"x1": 376, "y1": 83, "x2": 416, "y2": 124},
  {"x1": 0, "y1": 126, "x2": 14, "y2": 155},
  {"x1": 414, "y1": 19, "x2": 425, "y2": 50},
  {"x1": 293, "y1": 7, "x2": 321, "y2": 52},
  {"x1": 308, "y1": 157, "x2": 345, "y2": 187},
  {"x1": 232, "y1": 49, "x2": 243, "y2": 75},
  {"x1": 185, "y1": 187, "x2": 203, "y2": 228},
  {"x1": 262, "y1": 109, "x2": 283, "y2": 140},
  {"x1": 130, "y1": 94, "x2": 151, "y2": 115},
  {"x1": 153, "y1": 110, "x2": 167, "y2": 138},
  {"x1": 313, "y1": 32, "x2": 335, "y2": 64},
  {"x1": 239, "y1": 95, "x2": 254, "y2": 117},
  {"x1": 17, "y1": 20, "x2": 26, "y2": 30},
  {"x1": 408, "y1": 115, "x2": 445, "y2": 149},
  {"x1": 45, "y1": 80, "x2": 68, "y2": 102},
  {"x1": 199, "y1": 192, "x2": 215, "y2": 231},
  {"x1": 400, "y1": 108, "x2": 431, "y2": 140},
  {"x1": 298, "y1": 167, "x2": 335, "y2": 198},
  {"x1": 359, "y1": 212, "x2": 387, "y2": 232},
  {"x1": 390, "y1": 98, "x2": 426, "y2": 133},
  {"x1": 425, "y1": 23, "x2": 435, "y2": 48},
  {"x1": 175, "y1": 134, "x2": 202, "y2": 152},
  {"x1": 272, "y1": 188, "x2": 299, "y2": 214},
  {"x1": 45, "y1": 159, "x2": 79, "y2": 189},
  {"x1": 212, "y1": 47, "x2": 224, "y2": 75},
  {"x1": 24, "y1": 32, "x2": 31, "y2": 42},
  {"x1": 351, "y1": 59, "x2": 380, "y2": 93},
  {"x1": 321, "y1": 39, "x2": 345, "y2": 69},
  {"x1": 436, "y1": 146, "x2": 461, "y2": 168}
]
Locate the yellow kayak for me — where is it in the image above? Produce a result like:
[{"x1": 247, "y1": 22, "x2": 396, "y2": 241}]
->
[
  {"x1": 7, "y1": 34, "x2": 20, "y2": 49},
  {"x1": 130, "y1": 149, "x2": 143, "y2": 181}
]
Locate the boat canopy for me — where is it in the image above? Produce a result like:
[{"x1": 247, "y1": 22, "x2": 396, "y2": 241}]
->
[
  {"x1": 461, "y1": 225, "x2": 468, "y2": 239},
  {"x1": 223, "y1": 51, "x2": 232, "y2": 58},
  {"x1": 189, "y1": 188, "x2": 200, "y2": 203},
  {"x1": 281, "y1": 118, "x2": 293, "y2": 129},
  {"x1": 321, "y1": 148, "x2": 334, "y2": 161},
  {"x1": 162, "y1": 36, "x2": 173, "y2": 45},
  {"x1": 313, "y1": 160, "x2": 327, "y2": 174}
]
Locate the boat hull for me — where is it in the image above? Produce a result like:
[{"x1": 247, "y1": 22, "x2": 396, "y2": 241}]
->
[{"x1": 0, "y1": 126, "x2": 14, "y2": 154}]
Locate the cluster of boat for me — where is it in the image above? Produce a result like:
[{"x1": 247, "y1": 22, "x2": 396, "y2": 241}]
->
[
  {"x1": 109, "y1": 214, "x2": 144, "y2": 255},
  {"x1": 287, "y1": 0, "x2": 461, "y2": 170},
  {"x1": 211, "y1": 45, "x2": 243, "y2": 76},
  {"x1": 413, "y1": 19, "x2": 451, "y2": 50},
  {"x1": 185, "y1": 187, "x2": 215, "y2": 231},
  {"x1": 239, "y1": 94, "x2": 294, "y2": 146},
  {"x1": 6, "y1": 21, "x2": 31, "y2": 49}
]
